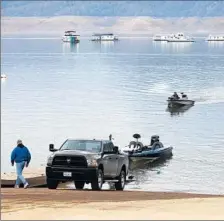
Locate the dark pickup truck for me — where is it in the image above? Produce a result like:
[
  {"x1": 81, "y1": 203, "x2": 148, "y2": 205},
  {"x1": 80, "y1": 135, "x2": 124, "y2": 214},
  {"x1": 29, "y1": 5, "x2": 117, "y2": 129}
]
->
[{"x1": 46, "y1": 138, "x2": 129, "y2": 190}]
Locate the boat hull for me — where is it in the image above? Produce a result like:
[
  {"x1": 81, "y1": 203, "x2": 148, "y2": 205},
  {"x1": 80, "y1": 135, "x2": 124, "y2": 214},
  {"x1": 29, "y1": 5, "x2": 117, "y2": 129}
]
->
[
  {"x1": 207, "y1": 39, "x2": 224, "y2": 42},
  {"x1": 167, "y1": 40, "x2": 194, "y2": 42},
  {"x1": 91, "y1": 39, "x2": 118, "y2": 41},
  {"x1": 167, "y1": 99, "x2": 195, "y2": 107},
  {"x1": 124, "y1": 146, "x2": 173, "y2": 164},
  {"x1": 153, "y1": 39, "x2": 167, "y2": 41},
  {"x1": 62, "y1": 36, "x2": 80, "y2": 43}
]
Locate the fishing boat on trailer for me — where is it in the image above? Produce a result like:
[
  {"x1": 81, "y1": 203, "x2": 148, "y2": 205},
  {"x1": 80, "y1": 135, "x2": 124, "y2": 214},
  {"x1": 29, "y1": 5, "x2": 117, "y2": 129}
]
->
[
  {"x1": 122, "y1": 134, "x2": 173, "y2": 165},
  {"x1": 62, "y1": 31, "x2": 80, "y2": 43},
  {"x1": 91, "y1": 33, "x2": 118, "y2": 41},
  {"x1": 206, "y1": 35, "x2": 224, "y2": 41}
]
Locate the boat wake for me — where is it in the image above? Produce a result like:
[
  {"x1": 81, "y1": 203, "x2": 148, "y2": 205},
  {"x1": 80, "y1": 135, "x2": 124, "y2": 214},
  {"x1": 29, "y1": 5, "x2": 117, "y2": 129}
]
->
[
  {"x1": 189, "y1": 86, "x2": 224, "y2": 105},
  {"x1": 149, "y1": 83, "x2": 224, "y2": 105}
]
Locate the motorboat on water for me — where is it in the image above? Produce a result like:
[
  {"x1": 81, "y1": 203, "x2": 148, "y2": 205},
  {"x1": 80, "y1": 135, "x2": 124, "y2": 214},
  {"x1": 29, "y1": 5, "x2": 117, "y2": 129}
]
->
[
  {"x1": 122, "y1": 134, "x2": 173, "y2": 165},
  {"x1": 1, "y1": 74, "x2": 6, "y2": 79},
  {"x1": 62, "y1": 31, "x2": 80, "y2": 43},
  {"x1": 167, "y1": 98, "x2": 195, "y2": 107},
  {"x1": 167, "y1": 92, "x2": 195, "y2": 108}
]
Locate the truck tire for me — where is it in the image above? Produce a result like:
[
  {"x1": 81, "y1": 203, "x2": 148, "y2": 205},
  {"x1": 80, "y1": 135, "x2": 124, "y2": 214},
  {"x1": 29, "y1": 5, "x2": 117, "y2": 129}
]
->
[
  {"x1": 115, "y1": 169, "x2": 126, "y2": 191},
  {"x1": 74, "y1": 181, "x2": 85, "y2": 190},
  {"x1": 46, "y1": 178, "x2": 58, "y2": 189},
  {"x1": 91, "y1": 169, "x2": 103, "y2": 191}
]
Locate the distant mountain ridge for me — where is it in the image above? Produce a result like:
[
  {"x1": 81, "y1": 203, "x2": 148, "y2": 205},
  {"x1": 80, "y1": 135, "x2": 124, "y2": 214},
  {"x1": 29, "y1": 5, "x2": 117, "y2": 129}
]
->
[{"x1": 2, "y1": 1, "x2": 224, "y2": 17}]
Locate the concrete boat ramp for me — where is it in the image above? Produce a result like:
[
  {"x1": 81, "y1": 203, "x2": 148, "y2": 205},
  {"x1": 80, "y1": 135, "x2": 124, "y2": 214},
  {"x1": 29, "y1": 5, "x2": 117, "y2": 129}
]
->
[
  {"x1": 1, "y1": 168, "x2": 46, "y2": 188},
  {"x1": 1, "y1": 176, "x2": 47, "y2": 188},
  {"x1": 1, "y1": 168, "x2": 135, "y2": 188}
]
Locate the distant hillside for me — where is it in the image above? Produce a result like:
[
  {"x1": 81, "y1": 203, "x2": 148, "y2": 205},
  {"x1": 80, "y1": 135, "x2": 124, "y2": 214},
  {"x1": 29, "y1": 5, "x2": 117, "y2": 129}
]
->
[
  {"x1": 1, "y1": 1, "x2": 224, "y2": 17},
  {"x1": 2, "y1": 16, "x2": 224, "y2": 37}
]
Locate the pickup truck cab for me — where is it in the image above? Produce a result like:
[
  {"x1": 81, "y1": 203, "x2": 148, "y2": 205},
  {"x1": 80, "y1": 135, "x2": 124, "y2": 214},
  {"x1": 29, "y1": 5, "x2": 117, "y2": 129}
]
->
[{"x1": 46, "y1": 139, "x2": 129, "y2": 191}]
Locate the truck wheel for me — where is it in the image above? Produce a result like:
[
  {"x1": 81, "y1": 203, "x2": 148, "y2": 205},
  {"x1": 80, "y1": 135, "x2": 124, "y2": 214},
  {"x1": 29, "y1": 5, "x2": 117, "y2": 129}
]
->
[
  {"x1": 46, "y1": 178, "x2": 58, "y2": 189},
  {"x1": 74, "y1": 181, "x2": 85, "y2": 190},
  {"x1": 91, "y1": 169, "x2": 103, "y2": 191},
  {"x1": 115, "y1": 169, "x2": 126, "y2": 191}
]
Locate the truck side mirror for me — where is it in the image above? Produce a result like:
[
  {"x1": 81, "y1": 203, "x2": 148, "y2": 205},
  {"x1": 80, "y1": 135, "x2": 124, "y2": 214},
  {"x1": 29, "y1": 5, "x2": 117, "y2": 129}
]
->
[{"x1": 49, "y1": 144, "x2": 57, "y2": 152}]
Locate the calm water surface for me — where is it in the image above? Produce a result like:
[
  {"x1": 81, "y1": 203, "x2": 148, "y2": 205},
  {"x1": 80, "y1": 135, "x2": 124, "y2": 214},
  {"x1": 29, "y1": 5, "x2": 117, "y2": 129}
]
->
[{"x1": 1, "y1": 37, "x2": 224, "y2": 194}]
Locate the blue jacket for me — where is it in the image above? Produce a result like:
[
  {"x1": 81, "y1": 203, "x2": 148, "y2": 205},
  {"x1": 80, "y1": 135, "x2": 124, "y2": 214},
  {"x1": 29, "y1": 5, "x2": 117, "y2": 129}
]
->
[{"x1": 11, "y1": 145, "x2": 31, "y2": 164}]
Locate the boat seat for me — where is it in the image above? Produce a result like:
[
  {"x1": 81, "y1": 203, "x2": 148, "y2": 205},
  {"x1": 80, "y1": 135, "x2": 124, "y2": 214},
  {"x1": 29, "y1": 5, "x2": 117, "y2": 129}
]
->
[
  {"x1": 152, "y1": 142, "x2": 163, "y2": 150},
  {"x1": 128, "y1": 141, "x2": 143, "y2": 149}
]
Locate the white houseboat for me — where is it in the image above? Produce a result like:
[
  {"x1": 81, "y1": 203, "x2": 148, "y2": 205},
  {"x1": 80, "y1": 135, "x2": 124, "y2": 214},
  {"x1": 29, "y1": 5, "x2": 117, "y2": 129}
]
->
[
  {"x1": 91, "y1": 33, "x2": 118, "y2": 41},
  {"x1": 206, "y1": 35, "x2": 224, "y2": 41},
  {"x1": 166, "y1": 33, "x2": 194, "y2": 42},
  {"x1": 153, "y1": 34, "x2": 172, "y2": 41},
  {"x1": 62, "y1": 31, "x2": 80, "y2": 43}
]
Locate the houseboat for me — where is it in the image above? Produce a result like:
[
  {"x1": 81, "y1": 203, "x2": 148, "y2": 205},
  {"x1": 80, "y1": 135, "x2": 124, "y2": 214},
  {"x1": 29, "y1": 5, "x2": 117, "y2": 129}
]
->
[
  {"x1": 153, "y1": 34, "x2": 172, "y2": 41},
  {"x1": 91, "y1": 33, "x2": 118, "y2": 41},
  {"x1": 166, "y1": 33, "x2": 194, "y2": 42},
  {"x1": 206, "y1": 35, "x2": 224, "y2": 41},
  {"x1": 62, "y1": 31, "x2": 80, "y2": 43}
]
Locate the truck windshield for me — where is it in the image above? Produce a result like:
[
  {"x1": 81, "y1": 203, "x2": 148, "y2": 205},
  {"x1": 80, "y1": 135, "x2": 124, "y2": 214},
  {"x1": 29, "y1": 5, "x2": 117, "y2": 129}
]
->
[{"x1": 60, "y1": 140, "x2": 101, "y2": 153}]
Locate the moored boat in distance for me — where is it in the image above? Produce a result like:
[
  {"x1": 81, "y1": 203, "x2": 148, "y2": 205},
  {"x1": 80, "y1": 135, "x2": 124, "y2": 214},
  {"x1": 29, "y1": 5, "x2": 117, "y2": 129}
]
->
[
  {"x1": 206, "y1": 35, "x2": 224, "y2": 41},
  {"x1": 166, "y1": 33, "x2": 194, "y2": 42},
  {"x1": 1, "y1": 74, "x2": 7, "y2": 79},
  {"x1": 91, "y1": 33, "x2": 118, "y2": 41},
  {"x1": 62, "y1": 31, "x2": 80, "y2": 43},
  {"x1": 153, "y1": 34, "x2": 170, "y2": 41},
  {"x1": 153, "y1": 34, "x2": 174, "y2": 41}
]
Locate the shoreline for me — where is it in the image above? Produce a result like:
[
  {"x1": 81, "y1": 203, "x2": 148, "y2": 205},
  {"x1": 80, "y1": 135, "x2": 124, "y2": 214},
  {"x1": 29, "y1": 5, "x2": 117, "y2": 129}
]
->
[
  {"x1": 2, "y1": 188, "x2": 224, "y2": 220},
  {"x1": 2, "y1": 170, "x2": 224, "y2": 195}
]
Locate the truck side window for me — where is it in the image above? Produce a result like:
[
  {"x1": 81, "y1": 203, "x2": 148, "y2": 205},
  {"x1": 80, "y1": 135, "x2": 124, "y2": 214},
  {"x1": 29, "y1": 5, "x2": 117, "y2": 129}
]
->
[
  {"x1": 108, "y1": 142, "x2": 114, "y2": 152},
  {"x1": 103, "y1": 142, "x2": 114, "y2": 153}
]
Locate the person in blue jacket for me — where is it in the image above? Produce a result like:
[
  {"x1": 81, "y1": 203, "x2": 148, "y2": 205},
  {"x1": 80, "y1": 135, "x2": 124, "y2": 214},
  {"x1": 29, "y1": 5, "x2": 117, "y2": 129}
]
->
[{"x1": 11, "y1": 139, "x2": 31, "y2": 188}]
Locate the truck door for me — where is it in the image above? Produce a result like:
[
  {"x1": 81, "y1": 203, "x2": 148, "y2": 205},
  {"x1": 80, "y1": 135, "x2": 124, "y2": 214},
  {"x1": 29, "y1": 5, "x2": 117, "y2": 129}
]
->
[
  {"x1": 106, "y1": 142, "x2": 118, "y2": 177},
  {"x1": 102, "y1": 142, "x2": 118, "y2": 178}
]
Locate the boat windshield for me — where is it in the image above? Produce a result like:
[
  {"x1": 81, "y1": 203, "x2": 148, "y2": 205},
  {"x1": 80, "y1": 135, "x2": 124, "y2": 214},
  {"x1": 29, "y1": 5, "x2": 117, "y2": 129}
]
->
[{"x1": 60, "y1": 140, "x2": 102, "y2": 153}]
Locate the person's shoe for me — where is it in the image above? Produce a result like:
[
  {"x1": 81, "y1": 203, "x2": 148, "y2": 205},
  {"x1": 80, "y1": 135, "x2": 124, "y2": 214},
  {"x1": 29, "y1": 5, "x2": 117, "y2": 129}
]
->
[
  {"x1": 24, "y1": 183, "x2": 29, "y2": 189},
  {"x1": 14, "y1": 185, "x2": 19, "y2": 188}
]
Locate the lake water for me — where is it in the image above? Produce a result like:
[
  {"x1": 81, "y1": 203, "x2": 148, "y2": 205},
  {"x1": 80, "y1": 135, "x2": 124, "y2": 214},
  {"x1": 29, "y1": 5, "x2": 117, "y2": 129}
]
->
[{"x1": 1, "y1": 37, "x2": 224, "y2": 194}]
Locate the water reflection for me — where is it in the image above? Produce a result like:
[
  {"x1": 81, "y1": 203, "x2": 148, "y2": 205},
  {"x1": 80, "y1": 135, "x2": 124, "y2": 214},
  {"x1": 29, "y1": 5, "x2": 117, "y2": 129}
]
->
[
  {"x1": 207, "y1": 41, "x2": 224, "y2": 48},
  {"x1": 129, "y1": 156, "x2": 173, "y2": 171},
  {"x1": 62, "y1": 42, "x2": 79, "y2": 53},
  {"x1": 129, "y1": 158, "x2": 173, "y2": 187},
  {"x1": 154, "y1": 41, "x2": 193, "y2": 53},
  {"x1": 166, "y1": 105, "x2": 193, "y2": 116},
  {"x1": 1, "y1": 78, "x2": 7, "y2": 83},
  {"x1": 99, "y1": 41, "x2": 115, "y2": 52}
]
